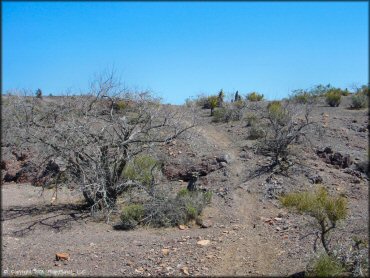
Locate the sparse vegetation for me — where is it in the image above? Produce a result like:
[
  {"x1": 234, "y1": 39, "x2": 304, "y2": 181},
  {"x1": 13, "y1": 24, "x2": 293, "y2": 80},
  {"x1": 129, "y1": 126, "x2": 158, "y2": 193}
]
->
[
  {"x1": 117, "y1": 188, "x2": 212, "y2": 229},
  {"x1": 252, "y1": 99, "x2": 317, "y2": 170},
  {"x1": 307, "y1": 253, "x2": 345, "y2": 277},
  {"x1": 281, "y1": 186, "x2": 347, "y2": 255},
  {"x1": 212, "y1": 102, "x2": 245, "y2": 123},
  {"x1": 246, "y1": 92, "x2": 264, "y2": 102},
  {"x1": 35, "y1": 88, "x2": 43, "y2": 99},
  {"x1": 325, "y1": 89, "x2": 342, "y2": 107},
  {"x1": 351, "y1": 92, "x2": 368, "y2": 109},
  {"x1": 6, "y1": 70, "x2": 196, "y2": 218},
  {"x1": 208, "y1": 95, "x2": 220, "y2": 116}
]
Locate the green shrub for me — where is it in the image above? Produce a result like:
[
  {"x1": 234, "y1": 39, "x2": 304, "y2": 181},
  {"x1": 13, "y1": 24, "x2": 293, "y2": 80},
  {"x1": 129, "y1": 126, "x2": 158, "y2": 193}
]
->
[
  {"x1": 122, "y1": 155, "x2": 158, "y2": 187},
  {"x1": 325, "y1": 90, "x2": 342, "y2": 107},
  {"x1": 267, "y1": 101, "x2": 289, "y2": 125},
  {"x1": 307, "y1": 253, "x2": 345, "y2": 277},
  {"x1": 281, "y1": 186, "x2": 347, "y2": 254},
  {"x1": 113, "y1": 100, "x2": 128, "y2": 111},
  {"x1": 120, "y1": 204, "x2": 145, "y2": 230},
  {"x1": 290, "y1": 89, "x2": 316, "y2": 104},
  {"x1": 246, "y1": 92, "x2": 264, "y2": 102},
  {"x1": 351, "y1": 93, "x2": 368, "y2": 109},
  {"x1": 208, "y1": 96, "x2": 219, "y2": 116}
]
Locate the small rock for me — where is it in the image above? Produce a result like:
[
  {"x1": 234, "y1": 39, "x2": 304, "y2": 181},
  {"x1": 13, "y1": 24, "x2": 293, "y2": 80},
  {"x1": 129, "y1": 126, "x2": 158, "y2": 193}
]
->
[
  {"x1": 55, "y1": 253, "x2": 70, "y2": 261},
  {"x1": 200, "y1": 220, "x2": 213, "y2": 228},
  {"x1": 181, "y1": 267, "x2": 189, "y2": 275},
  {"x1": 197, "y1": 240, "x2": 211, "y2": 246},
  {"x1": 162, "y1": 249, "x2": 170, "y2": 256},
  {"x1": 178, "y1": 225, "x2": 186, "y2": 230},
  {"x1": 216, "y1": 154, "x2": 232, "y2": 164}
]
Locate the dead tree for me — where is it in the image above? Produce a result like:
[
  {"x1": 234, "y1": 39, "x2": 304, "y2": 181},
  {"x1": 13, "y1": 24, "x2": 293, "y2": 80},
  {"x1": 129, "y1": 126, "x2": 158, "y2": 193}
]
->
[
  {"x1": 7, "y1": 70, "x2": 197, "y2": 216},
  {"x1": 250, "y1": 99, "x2": 319, "y2": 172}
]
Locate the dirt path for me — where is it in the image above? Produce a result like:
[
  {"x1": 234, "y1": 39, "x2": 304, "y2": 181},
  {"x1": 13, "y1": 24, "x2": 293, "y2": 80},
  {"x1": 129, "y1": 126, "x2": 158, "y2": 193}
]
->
[{"x1": 194, "y1": 122, "x2": 281, "y2": 276}]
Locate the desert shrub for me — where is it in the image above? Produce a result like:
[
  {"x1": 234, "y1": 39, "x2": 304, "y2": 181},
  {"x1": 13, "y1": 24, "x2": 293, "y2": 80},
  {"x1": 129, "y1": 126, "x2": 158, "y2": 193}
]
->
[
  {"x1": 212, "y1": 103, "x2": 244, "y2": 123},
  {"x1": 307, "y1": 253, "x2": 345, "y2": 277},
  {"x1": 245, "y1": 113, "x2": 257, "y2": 127},
  {"x1": 208, "y1": 96, "x2": 219, "y2": 116},
  {"x1": 310, "y1": 84, "x2": 333, "y2": 97},
  {"x1": 139, "y1": 189, "x2": 211, "y2": 228},
  {"x1": 218, "y1": 89, "x2": 225, "y2": 107},
  {"x1": 325, "y1": 90, "x2": 342, "y2": 107},
  {"x1": 113, "y1": 100, "x2": 128, "y2": 111},
  {"x1": 267, "y1": 101, "x2": 289, "y2": 125},
  {"x1": 246, "y1": 92, "x2": 264, "y2": 102},
  {"x1": 120, "y1": 204, "x2": 145, "y2": 230},
  {"x1": 35, "y1": 89, "x2": 42, "y2": 99},
  {"x1": 290, "y1": 89, "x2": 317, "y2": 104},
  {"x1": 281, "y1": 186, "x2": 347, "y2": 254},
  {"x1": 248, "y1": 125, "x2": 265, "y2": 140},
  {"x1": 123, "y1": 155, "x2": 158, "y2": 186},
  {"x1": 351, "y1": 92, "x2": 368, "y2": 109}
]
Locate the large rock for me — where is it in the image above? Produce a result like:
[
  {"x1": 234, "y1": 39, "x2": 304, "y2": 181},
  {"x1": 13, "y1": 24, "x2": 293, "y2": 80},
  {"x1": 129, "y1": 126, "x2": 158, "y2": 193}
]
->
[
  {"x1": 316, "y1": 148, "x2": 352, "y2": 169},
  {"x1": 163, "y1": 157, "x2": 221, "y2": 181}
]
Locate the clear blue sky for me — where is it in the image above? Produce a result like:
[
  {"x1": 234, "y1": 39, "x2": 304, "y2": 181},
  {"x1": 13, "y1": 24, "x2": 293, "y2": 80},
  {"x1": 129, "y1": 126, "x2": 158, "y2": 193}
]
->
[{"x1": 3, "y1": 2, "x2": 369, "y2": 104}]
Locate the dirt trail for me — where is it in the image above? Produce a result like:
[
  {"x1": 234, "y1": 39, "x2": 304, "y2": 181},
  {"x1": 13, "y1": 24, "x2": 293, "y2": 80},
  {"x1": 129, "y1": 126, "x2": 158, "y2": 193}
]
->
[{"x1": 195, "y1": 123, "x2": 281, "y2": 276}]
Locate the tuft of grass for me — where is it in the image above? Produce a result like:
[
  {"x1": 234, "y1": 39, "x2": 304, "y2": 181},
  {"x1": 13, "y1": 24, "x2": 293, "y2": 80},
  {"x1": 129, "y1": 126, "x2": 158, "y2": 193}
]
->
[
  {"x1": 120, "y1": 204, "x2": 145, "y2": 230},
  {"x1": 307, "y1": 253, "x2": 345, "y2": 277},
  {"x1": 280, "y1": 186, "x2": 347, "y2": 223}
]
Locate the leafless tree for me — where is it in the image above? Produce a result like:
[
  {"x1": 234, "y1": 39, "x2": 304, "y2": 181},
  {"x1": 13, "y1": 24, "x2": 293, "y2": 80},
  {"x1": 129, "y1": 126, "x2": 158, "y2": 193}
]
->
[
  {"x1": 5, "y1": 70, "x2": 197, "y2": 217},
  {"x1": 249, "y1": 99, "x2": 319, "y2": 172}
]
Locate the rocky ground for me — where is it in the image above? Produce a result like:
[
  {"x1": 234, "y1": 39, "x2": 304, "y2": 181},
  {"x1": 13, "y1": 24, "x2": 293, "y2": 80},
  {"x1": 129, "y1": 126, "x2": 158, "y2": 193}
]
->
[{"x1": 1, "y1": 96, "x2": 368, "y2": 276}]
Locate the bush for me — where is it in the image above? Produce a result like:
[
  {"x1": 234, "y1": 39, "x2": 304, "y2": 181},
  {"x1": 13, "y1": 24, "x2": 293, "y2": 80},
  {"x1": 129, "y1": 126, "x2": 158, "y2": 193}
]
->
[
  {"x1": 325, "y1": 90, "x2": 342, "y2": 107},
  {"x1": 307, "y1": 253, "x2": 345, "y2": 277},
  {"x1": 119, "y1": 189, "x2": 212, "y2": 229},
  {"x1": 290, "y1": 89, "x2": 317, "y2": 104},
  {"x1": 245, "y1": 113, "x2": 258, "y2": 127},
  {"x1": 248, "y1": 124, "x2": 265, "y2": 140},
  {"x1": 212, "y1": 103, "x2": 244, "y2": 123},
  {"x1": 246, "y1": 92, "x2": 264, "y2": 102},
  {"x1": 351, "y1": 93, "x2": 368, "y2": 109},
  {"x1": 120, "y1": 204, "x2": 145, "y2": 230},
  {"x1": 208, "y1": 96, "x2": 219, "y2": 116},
  {"x1": 122, "y1": 155, "x2": 158, "y2": 187},
  {"x1": 281, "y1": 186, "x2": 347, "y2": 254},
  {"x1": 113, "y1": 100, "x2": 128, "y2": 111},
  {"x1": 267, "y1": 101, "x2": 289, "y2": 125}
]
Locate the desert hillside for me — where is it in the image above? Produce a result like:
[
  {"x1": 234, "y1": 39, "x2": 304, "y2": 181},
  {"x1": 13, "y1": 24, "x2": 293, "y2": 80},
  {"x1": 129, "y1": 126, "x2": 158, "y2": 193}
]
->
[{"x1": 1, "y1": 91, "x2": 368, "y2": 277}]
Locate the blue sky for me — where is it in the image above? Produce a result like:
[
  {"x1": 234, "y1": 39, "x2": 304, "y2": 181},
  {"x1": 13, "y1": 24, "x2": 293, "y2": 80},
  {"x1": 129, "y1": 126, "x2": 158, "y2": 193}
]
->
[{"x1": 3, "y1": 2, "x2": 369, "y2": 104}]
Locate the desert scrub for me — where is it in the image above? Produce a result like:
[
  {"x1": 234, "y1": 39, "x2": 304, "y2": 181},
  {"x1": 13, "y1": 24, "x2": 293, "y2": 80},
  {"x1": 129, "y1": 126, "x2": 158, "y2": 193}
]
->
[
  {"x1": 207, "y1": 96, "x2": 219, "y2": 116},
  {"x1": 248, "y1": 124, "x2": 265, "y2": 140},
  {"x1": 351, "y1": 92, "x2": 368, "y2": 109},
  {"x1": 289, "y1": 89, "x2": 317, "y2": 104},
  {"x1": 307, "y1": 253, "x2": 345, "y2": 277},
  {"x1": 267, "y1": 101, "x2": 289, "y2": 125},
  {"x1": 212, "y1": 103, "x2": 244, "y2": 123},
  {"x1": 246, "y1": 92, "x2": 264, "y2": 102},
  {"x1": 281, "y1": 186, "x2": 347, "y2": 255},
  {"x1": 122, "y1": 155, "x2": 158, "y2": 189},
  {"x1": 112, "y1": 100, "x2": 128, "y2": 111},
  {"x1": 145, "y1": 189, "x2": 211, "y2": 227},
  {"x1": 120, "y1": 204, "x2": 145, "y2": 230},
  {"x1": 325, "y1": 89, "x2": 342, "y2": 107}
]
